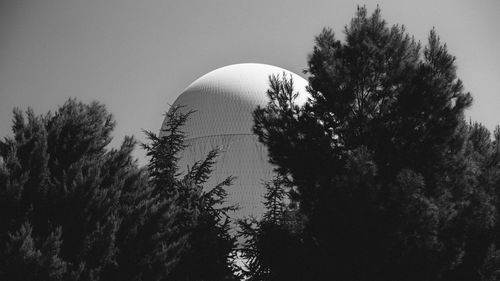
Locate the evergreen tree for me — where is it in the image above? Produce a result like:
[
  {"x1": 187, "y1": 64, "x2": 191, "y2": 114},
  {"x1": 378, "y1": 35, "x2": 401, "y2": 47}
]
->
[
  {"x1": 0, "y1": 99, "x2": 143, "y2": 280},
  {"x1": 239, "y1": 175, "x2": 305, "y2": 281},
  {"x1": 141, "y1": 105, "x2": 238, "y2": 281},
  {"x1": 0, "y1": 100, "x2": 238, "y2": 281},
  {"x1": 240, "y1": 175, "x2": 308, "y2": 281},
  {"x1": 253, "y1": 6, "x2": 499, "y2": 281}
]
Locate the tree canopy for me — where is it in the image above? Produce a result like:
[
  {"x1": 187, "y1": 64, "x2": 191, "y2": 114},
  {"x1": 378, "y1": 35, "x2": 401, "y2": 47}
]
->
[
  {"x1": 0, "y1": 99, "x2": 237, "y2": 281},
  {"x1": 252, "y1": 6, "x2": 500, "y2": 281}
]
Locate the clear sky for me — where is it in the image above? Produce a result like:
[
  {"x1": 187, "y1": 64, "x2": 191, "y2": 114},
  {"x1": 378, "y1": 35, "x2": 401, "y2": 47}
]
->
[{"x1": 1, "y1": 0, "x2": 499, "y2": 165}]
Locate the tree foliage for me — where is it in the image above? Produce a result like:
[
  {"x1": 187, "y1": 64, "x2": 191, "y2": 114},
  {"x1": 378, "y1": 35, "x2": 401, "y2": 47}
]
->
[
  {"x1": 141, "y1": 105, "x2": 238, "y2": 281},
  {"x1": 0, "y1": 99, "x2": 141, "y2": 280},
  {"x1": 0, "y1": 99, "x2": 237, "y2": 281},
  {"x1": 239, "y1": 175, "x2": 304, "y2": 281},
  {"x1": 253, "y1": 6, "x2": 500, "y2": 281}
]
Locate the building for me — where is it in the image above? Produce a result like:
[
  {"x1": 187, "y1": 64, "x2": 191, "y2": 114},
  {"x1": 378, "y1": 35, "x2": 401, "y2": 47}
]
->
[{"x1": 161, "y1": 63, "x2": 308, "y2": 222}]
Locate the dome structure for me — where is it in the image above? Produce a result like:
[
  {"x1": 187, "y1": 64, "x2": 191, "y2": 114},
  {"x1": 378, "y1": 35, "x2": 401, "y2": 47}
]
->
[{"x1": 161, "y1": 63, "x2": 308, "y2": 221}]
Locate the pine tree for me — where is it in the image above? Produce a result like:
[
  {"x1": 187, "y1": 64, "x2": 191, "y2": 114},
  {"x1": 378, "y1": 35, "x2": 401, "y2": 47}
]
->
[
  {"x1": 239, "y1": 175, "x2": 304, "y2": 281},
  {"x1": 0, "y1": 100, "x2": 238, "y2": 281},
  {"x1": 253, "y1": 6, "x2": 499, "y2": 281},
  {"x1": 141, "y1": 105, "x2": 238, "y2": 281},
  {"x1": 0, "y1": 99, "x2": 143, "y2": 280}
]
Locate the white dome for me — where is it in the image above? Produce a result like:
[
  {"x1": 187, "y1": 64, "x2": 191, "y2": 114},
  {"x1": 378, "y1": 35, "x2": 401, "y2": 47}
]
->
[{"x1": 161, "y1": 63, "x2": 308, "y2": 221}]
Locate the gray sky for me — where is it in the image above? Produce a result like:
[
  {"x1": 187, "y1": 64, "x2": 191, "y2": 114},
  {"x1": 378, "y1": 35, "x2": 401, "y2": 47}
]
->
[{"x1": 1, "y1": 0, "x2": 499, "y2": 165}]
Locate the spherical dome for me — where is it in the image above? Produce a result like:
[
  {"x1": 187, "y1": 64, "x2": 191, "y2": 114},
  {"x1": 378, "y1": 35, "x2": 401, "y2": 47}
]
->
[{"x1": 161, "y1": 63, "x2": 308, "y2": 221}]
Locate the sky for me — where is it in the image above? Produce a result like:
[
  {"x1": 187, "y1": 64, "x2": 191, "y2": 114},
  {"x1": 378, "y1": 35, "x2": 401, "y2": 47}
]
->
[{"x1": 1, "y1": 0, "x2": 499, "y2": 165}]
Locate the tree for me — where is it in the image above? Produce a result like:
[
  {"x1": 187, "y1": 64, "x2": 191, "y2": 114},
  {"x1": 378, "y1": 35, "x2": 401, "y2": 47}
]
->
[
  {"x1": 141, "y1": 105, "x2": 238, "y2": 281},
  {"x1": 253, "y1": 6, "x2": 499, "y2": 281},
  {"x1": 239, "y1": 175, "x2": 305, "y2": 281},
  {"x1": 0, "y1": 99, "x2": 143, "y2": 280},
  {"x1": 0, "y1": 99, "x2": 238, "y2": 281}
]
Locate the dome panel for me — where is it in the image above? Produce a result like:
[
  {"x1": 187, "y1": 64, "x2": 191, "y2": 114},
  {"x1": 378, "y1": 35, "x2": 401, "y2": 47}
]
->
[{"x1": 161, "y1": 63, "x2": 309, "y2": 221}]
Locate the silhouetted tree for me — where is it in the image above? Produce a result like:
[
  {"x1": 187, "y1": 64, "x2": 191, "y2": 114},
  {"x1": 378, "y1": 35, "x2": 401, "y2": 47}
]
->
[
  {"x1": 0, "y1": 99, "x2": 142, "y2": 280},
  {"x1": 239, "y1": 175, "x2": 304, "y2": 281},
  {"x1": 253, "y1": 6, "x2": 500, "y2": 281},
  {"x1": 141, "y1": 105, "x2": 238, "y2": 281},
  {"x1": 0, "y1": 100, "x2": 238, "y2": 281}
]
